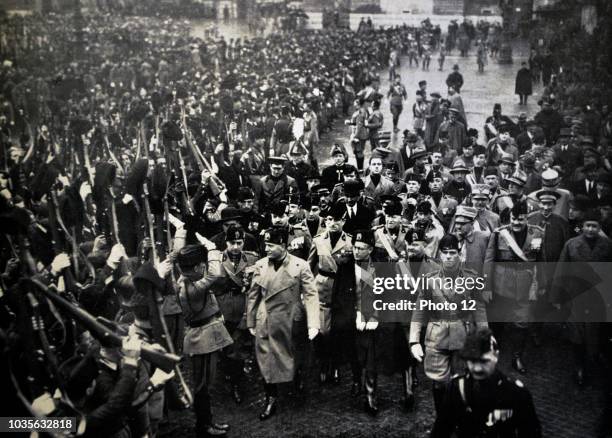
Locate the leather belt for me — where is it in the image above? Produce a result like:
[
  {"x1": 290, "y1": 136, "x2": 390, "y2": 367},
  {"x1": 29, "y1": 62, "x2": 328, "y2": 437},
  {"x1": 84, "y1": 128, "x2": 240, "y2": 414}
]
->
[
  {"x1": 318, "y1": 270, "x2": 336, "y2": 278},
  {"x1": 187, "y1": 313, "x2": 219, "y2": 328}
]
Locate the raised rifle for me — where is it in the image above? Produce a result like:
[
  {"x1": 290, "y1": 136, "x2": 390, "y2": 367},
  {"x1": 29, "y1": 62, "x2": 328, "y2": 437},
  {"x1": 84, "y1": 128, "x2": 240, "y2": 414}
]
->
[{"x1": 26, "y1": 277, "x2": 181, "y2": 373}]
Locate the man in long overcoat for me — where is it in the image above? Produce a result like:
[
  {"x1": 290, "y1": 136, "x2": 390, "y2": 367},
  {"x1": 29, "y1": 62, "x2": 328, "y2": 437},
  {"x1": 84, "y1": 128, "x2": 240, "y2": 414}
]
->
[
  {"x1": 515, "y1": 62, "x2": 532, "y2": 105},
  {"x1": 247, "y1": 226, "x2": 320, "y2": 420}
]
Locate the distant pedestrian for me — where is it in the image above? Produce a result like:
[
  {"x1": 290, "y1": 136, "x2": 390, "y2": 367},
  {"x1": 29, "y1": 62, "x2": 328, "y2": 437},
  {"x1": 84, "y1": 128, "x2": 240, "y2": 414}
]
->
[{"x1": 515, "y1": 62, "x2": 533, "y2": 105}]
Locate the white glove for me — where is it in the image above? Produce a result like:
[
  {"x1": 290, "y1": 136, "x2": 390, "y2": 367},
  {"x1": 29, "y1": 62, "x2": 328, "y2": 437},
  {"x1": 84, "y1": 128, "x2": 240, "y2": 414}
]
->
[
  {"x1": 79, "y1": 182, "x2": 92, "y2": 201},
  {"x1": 195, "y1": 233, "x2": 217, "y2": 251},
  {"x1": 355, "y1": 311, "x2": 366, "y2": 331},
  {"x1": 150, "y1": 368, "x2": 175, "y2": 389},
  {"x1": 107, "y1": 243, "x2": 127, "y2": 269},
  {"x1": 308, "y1": 328, "x2": 319, "y2": 340},
  {"x1": 32, "y1": 392, "x2": 56, "y2": 416},
  {"x1": 410, "y1": 343, "x2": 424, "y2": 362},
  {"x1": 51, "y1": 253, "x2": 71, "y2": 275},
  {"x1": 167, "y1": 213, "x2": 185, "y2": 229},
  {"x1": 156, "y1": 259, "x2": 173, "y2": 279},
  {"x1": 249, "y1": 328, "x2": 256, "y2": 336},
  {"x1": 365, "y1": 320, "x2": 379, "y2": 331}
]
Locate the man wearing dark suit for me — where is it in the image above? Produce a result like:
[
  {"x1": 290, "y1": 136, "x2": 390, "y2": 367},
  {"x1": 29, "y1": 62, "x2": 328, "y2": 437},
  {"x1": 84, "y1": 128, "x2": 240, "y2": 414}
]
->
[
  {"x1": 342, "y1": 179, "x2": 376, "y2": 235},
  {"x1": 552, "y1": 128, "x2": 582, "y2": 180}
]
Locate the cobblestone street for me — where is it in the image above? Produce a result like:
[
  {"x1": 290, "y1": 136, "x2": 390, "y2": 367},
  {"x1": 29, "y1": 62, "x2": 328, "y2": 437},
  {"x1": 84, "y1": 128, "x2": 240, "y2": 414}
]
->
[
  {"x1": 171, "y1": 21, "x2": 611, "y2": 438},
  {"x1": 160, "y1": 326, "x2": 609, "y2": 437}
]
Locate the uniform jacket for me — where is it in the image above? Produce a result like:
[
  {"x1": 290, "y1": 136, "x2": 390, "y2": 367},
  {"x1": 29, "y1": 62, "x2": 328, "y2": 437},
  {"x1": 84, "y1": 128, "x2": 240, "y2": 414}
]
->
[
  {"x1": 457, "y1": 230, "x2": 490, "y2": 275},
  {"x1": 178, "y1": 250, "x2": 233, "y2": 355},
  {"x1": 474, "y1": 209, "x2": 501, "y2": 234},
  {"x1": 213, "y1": 250, "x2": 259, "y2": 323},
  {"x1": 254, "y1": 174, "x2": 299, "y2": 212},
  {"x1": 363, "y1": 174, "x2": 395, "y2": 204},
  {"x1": 409, "y1": 268, "x2": 488, "y2": 350},
  {"x1": 484, "y1": 224, "x2": 545, "y2": 300},
  {"x1": 246, "y1": 254, "x2": 320, "y2": 383},
  {"x1": 527, "y1": 187, "x2": 571, "y2": 219},
  {"x1": 432, "y1": 371, "x2": 541, "y2": 438}
]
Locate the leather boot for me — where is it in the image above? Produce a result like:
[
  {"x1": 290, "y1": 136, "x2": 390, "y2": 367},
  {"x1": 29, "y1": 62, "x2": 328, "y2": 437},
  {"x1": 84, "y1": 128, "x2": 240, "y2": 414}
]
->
[
  {"x1": 432, "y1": 382, "x2": 446, "y2": 415},
  {"x1": 401, "y1": 369, "x2": 415, "y2": 411},
  {"x1": 259, "y1": 396, "x2": 277, "y2": 421},
  {"x1": 363, "y1": 373, "x2": 378, "y2": 416}
]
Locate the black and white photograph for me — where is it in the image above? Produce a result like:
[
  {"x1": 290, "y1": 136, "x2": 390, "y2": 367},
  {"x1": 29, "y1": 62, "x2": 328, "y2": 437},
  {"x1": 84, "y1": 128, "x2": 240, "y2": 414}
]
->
[{"x1": 0, "y1": 0, "x2": 611, "y2": 436}]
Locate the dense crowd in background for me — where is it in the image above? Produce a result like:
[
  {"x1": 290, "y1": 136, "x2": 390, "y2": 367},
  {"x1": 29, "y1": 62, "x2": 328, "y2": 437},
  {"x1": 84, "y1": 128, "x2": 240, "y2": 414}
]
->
[{"x1": 1, "y1": 3, "x2": 612, "y2": 437}]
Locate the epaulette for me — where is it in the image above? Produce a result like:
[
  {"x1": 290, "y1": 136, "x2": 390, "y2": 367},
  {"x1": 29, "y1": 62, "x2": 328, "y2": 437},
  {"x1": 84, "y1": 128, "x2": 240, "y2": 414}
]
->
[
  {"x1": 292, "y1": 223, "x2": 307, "y2": 231},
  {"x1": 372, "y1": 224, "x2": 385, "y2": 230},
  {"x1": 526, "y1": 210, "x2": 539, "y2": 218},
  {"x1": 243, "y1": 251, "x2": 260, "y2": 259}
]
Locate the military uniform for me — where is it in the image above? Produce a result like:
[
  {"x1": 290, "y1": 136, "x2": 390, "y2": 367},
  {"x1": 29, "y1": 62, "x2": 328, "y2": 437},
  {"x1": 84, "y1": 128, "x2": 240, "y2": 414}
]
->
[
  {"x1": 372, "y1": 223, "x2": 412, "y2": 261},
  {"x1": 425, "y1": 194, "x2": 458, "y2": 230},
  {"x1": 177, "y1": 247, "x2": 233, "y2": 435},
  {"x1": 409, "y1": 268, "x2": 488, "y2": 383},
  {"x1": 484, "y1": 222, "x2": 544, "y2": 373},
  {"x1": 246, "y1": 253, "x2": 320, "y2": 384},
  {"x1": 484, "y1": 223, "x2": 544, "y2": 323},
  {"x1": 214, "y1": 249, "x2": 259, "y2": 397},
  {"x1": 432, "y1": 371, "x2": 541, "y2": 437},
  {"x1": 254, "y1": 174, "x2": 299, "y2": 212},
  {"x1": 308, "y1": 230, "x2": 353, "y2": 336},
  {"x1": 261, "y1": 223, "x2": 311, "y2": 260}
]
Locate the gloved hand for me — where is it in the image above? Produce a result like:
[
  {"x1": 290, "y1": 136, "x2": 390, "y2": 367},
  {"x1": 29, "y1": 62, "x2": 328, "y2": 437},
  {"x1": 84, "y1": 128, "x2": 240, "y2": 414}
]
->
[
  {"x1": 308, "y1": 328, "x2": 319, "y2": 340},
  {"x1": 121, "y1": 336, "x2": 142, "y2": 366},
  {"x1": 249, "y1": 328, "x2": 256, "y2": 336},
  {"x1": 150, "y1": 368, "x2": 175, "y2": 390},
  {"x1": 156, "y1": 259, "x2": 173, "y2": 279},
  {"x1": 107, "y1": 243, "x2": 127, "y2": 269},
  {"x1": 51, "y1": 253, "x2": 71, "y2": 275},
  {"x1": 410, "y1": 343, "x2": 424, "y2": 362},
  {"x1": 365, "y1": 320, "x2": 379, "y2": 331},
  {"x1": 195, "y1": 233, "x2": 217, "y2": 252},
  {"x1": 355, "y1": 311, "x2": 366, "y2": 331}
]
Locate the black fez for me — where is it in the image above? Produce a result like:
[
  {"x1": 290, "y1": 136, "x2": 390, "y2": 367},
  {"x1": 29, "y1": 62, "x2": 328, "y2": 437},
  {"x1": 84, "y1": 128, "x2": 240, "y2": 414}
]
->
[
  {"x1": 570, "y1": 194, "x2": 590, "y2": 211},
  {"x1": 416, "y1": 201, "x2": 433, "y2": 215},
  {"x1": 264, "y1": 226, "x2": 289, "y2": 245},
  {"x1": 225, "y1": 224, "x2": 245, "y2": 242},
  {"x1": 220, "y1": 207, "x2": 243, "y2": 222},
  {"x1": 177, "y1": 244, "x2": 207, "y2": 268},
  {"x1": 438, "y1": 234, "x2": 460, "y2": 251},
  {"x1": 237, "y1": 187, "x2": 255, "y2": 202},
  {"x1": 405, "y1": 173, "x2": 422, "y2": 183},
  {"x1": 426, "y1": 170, "x2": 443, "y2": 182},
  {"x1": 327, "y1": 201, "x2": 348, "y2": 220},
  {"x1": 382, "y1": 196, "x2": 403, "y2": 216},
  {"x1": 270, "y1": 200, "x2": 288, "y2": 216},
  {"x1": 582, "y1": 209, "x2": 601, "y2": 224},
  {"x1": 406, "y1": 227, "x2": 427, "y2": 244},
  {"x1": 352, "y1": 229, "x2": 375, "y2": 247},
  {"x1": 344, "y1": 179, "x2": 364, "y2": 197},
  {"x1": 484, "y1": 167, "x2": 498, "y2": 177},
  {"x1": 460, "y1": 327, "x2": 498, "y2": 360},
  {"x1": 511, "y1": 201, "x2": 528, "y2": 217}
]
